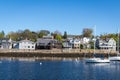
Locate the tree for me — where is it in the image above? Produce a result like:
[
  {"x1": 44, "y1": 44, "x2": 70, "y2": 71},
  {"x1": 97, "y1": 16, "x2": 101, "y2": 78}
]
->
[
  {"x1": 6, "y1": 29, "x2": 38, "y2": 42},
  {"x1": 63, "y1": 31, "x2": 67, "y2": 39},
  {"x1": 40, "y1": 30, "x2": 50, "y2": 35},
  {"x1": 82, "y1": 28, "x2": 93, "y2": 37},
  {"x1": 80, "y1": 44, "x2": 83, "y2": 49},
  {"x1": 0, "y1": 30, "x2": 5, "y2": 38},
  {"x1": 38, "y1": 32, "x2": 45, "y2": 38},
  {"x1": 51, "y1": 30, "x2": 62, "y2": 39},
  {"x1": 54, "y1": 30, "x2": 62, "y2": 35},
  {"x1": 55, "y1": 34, "x2": 62, "y2": 42},
  {"x1": 89, "y1": 41, "x2": 94, "y2": 49},
  {"x1": 38, "y1": 30, "x2": 50, "y2": 38},
  {"x1": 6, "y1": 32, "x2": 19, "y2": 41},
  {"x1": 31, "y1": 31, "x2": 38, "y2": 42}
]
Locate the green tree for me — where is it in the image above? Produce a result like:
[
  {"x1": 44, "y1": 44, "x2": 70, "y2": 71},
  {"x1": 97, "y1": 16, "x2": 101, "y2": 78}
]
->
[
  {"x1": 80, "y1": 44, "x2": 83, "y2": 49},
  {"x1": 55, "y1": 34, "x2": 62, "y2": 42},
  {"x1": 31, "y1": 31, "x2": 38, "y2": 42},
  {"x1": 89, "y1": 41, "x2": 94, "y2": 49},
  {"x1": 63, "y1": 31, "x2": 67, "y2": 39},
  {"x1": 38, "y1": 30, "x2": 50, "y2": 38},
  {"x1": 6, "y1": 29, "x2": 38, "y2": 42},
  {"x1": 0, "y1": 30, "x2": 5, "y2": 38},
  {"x1": 38, "y1": 32, "x2": 46, "y2": 38},
  {"x1": 6, "y1": 32, "x2": 18, "y2": 41}
]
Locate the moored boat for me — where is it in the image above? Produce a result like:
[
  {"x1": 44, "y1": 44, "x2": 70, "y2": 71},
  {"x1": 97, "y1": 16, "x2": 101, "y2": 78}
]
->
[
  {"x1": 84, "y1": 26, "x2": 110, "y2": 63},
  {"x1": 85, "y1": 58, "x2": 110, "y2": 63},
  {"x1": 109, "y1": 56, "x2": 120, "y2": 61}
]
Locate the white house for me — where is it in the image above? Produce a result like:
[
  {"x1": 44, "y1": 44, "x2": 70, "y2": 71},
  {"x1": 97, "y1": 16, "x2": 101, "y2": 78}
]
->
[
  {"x1": 70, "y1": 39, "x2": 81, "y2": 49},
  {"x1": 14, "y1": 40, "x2": 35, "y2": 50},
  {"x1": 96, "y1": 38, "x2": 116, "y2": 51},
  {"x1": 81, "y1": 37, "x2": 90, "y2": 44}
]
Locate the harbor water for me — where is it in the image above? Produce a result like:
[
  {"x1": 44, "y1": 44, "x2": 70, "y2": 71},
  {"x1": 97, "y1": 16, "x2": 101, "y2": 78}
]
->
[{"x1": 0, "y1": 59, "x2": 120, "y2": 80}]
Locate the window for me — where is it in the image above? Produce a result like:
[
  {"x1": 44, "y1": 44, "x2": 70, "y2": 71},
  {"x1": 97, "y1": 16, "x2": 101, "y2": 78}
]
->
[
  {"x1": 28, "y1": 46, "x2": 30, "y2": 48},
  {"x1": 32, "y1": 46, "x2": 34, "y2": 48}
]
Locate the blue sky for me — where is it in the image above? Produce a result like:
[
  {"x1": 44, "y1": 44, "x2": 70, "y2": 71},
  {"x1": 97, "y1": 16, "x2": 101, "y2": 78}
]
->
[{"x1": 0, "y1": 0, "x2": 120, "y2": 35}]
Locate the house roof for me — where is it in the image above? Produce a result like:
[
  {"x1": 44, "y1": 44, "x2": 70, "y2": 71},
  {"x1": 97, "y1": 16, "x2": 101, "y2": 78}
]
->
[
  {"x1": 98, "y1": 38, "x2": 115, "y2": 43},
  {"x1": 18, "y1": 40, "x2": 35, "y2": 44},
  {"x1": 0, "y1": 38, "x2": 9, "y2": 41},
  {"x1": 36, "y1": 38, "x2": 61, "y2": 46},
  {"x1": 0, "y1": 38, "x2": 13, "y2": 43},
  {"x1": 36, "y1": 39, "x2": 53, "y2": 46}
]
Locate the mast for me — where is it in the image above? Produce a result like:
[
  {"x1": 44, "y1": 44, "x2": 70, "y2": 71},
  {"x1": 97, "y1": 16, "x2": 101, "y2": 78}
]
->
[
  {"x1": 117, "y1": 29, "x2": 119, "y2": 56},
  {"x1": 94, "y1": 25, "x2": 96, "y2": 57}
]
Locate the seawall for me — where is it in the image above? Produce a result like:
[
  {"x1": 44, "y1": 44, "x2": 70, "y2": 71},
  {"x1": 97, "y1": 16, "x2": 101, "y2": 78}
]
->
[{"x1": 0, "y1": 49, "x2": 117, "y2": 58}]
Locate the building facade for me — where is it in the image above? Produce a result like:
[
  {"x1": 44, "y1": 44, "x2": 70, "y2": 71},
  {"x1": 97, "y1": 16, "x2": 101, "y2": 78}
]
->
[
  {"x1": 36, "y1": 38, "x2": 62, "y2": 49},
  {"x1": 13, "y1": 40, "x2": 35, "y2": 50},
  {"x1": 70, "y1": 39, "x2": 81, "y2": 49},
  {"x1": 96, "y1": 38, "x2": 116, "y2": 51},
  {"x1": 0, "y1": 38, "x2": 12, "y2": 49}
]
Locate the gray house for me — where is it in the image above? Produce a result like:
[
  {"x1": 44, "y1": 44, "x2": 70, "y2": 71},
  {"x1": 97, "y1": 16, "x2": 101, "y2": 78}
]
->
[
  {"x1": 36, "y1": 38, "x2": 62, "y2": 49},
  {"x1": 96, "y1": 38, "x2": 116, "y2": 51},
  {"x1": 0, "y1": 38, "x2": 12, "y2": 49}
]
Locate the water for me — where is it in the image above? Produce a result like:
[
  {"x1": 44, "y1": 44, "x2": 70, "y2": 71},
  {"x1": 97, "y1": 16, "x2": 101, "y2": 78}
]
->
[{"x1": 0, "y1": 59, "x2": 120, "y2": 80}]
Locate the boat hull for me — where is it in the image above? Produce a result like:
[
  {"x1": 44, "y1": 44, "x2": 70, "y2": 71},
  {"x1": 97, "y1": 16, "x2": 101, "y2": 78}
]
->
[
  {"x1": 85, "y1": 58, "x2": 110, "y2": 63},
  {"x1": 109, "y1": 56, "x2": 120, "y2": 61}
]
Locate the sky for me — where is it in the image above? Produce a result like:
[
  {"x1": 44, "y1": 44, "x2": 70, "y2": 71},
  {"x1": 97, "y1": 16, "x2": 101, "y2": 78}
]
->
[{"x1": 0, "y1": 0, "x2": 120, "y2": 35}]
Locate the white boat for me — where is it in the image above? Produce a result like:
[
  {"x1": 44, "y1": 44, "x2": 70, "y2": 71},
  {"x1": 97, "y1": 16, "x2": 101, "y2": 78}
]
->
[
  {"x1": 85, "y1": 58, "x2": 110, "y2": 63},
  {"x1": 109, "y1": 56, "x2": 120, "y2": 61},
  {"x1": 85, "y1": 26, "x2": 110, "y2": 63},
  {"x1": 109, "y1": 29, "x2": 120, "y2": 61}
]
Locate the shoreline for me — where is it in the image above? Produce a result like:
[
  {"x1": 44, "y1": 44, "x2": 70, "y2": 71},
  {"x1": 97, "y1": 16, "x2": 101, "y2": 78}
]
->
[
  {"x1": 0, "y1": 57, "x2": 82, "y2": 61},
  {"x1": 0, "y1": 49, "x2": 117, "y2": 61}
]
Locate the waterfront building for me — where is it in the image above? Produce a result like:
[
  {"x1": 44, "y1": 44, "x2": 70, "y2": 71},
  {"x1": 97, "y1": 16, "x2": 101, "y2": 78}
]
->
[
  {"x1": 36, "y1": 38, "x2": 62, "y2": 49},
  {"x1": 69, "y1": 39, "x2": 81, "y2": 49},
  {"x1": 0, "y1": 38, "x2": 13, "y2": 49},
  {"x1": 62, "y1": 40, "x2": 72, "y2": 49},
  {"x1": 96, "y1": 38, "x2": 116, "y2": 51},
  {"x1": 13, "y1": 39, "x2": 35, "y2": 50},
  {"x1": 80, "y1": 37, "x2": 91, "y2": 49},
  {"x1": 81, "y1": 37, "x2": 90, "y2": 44}
]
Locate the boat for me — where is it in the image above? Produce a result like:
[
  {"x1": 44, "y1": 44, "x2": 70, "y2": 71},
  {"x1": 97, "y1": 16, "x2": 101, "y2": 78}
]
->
[
  {"x1": 85, "y1": 26, "x2": 110, "y2": 63},
  {"x1": 85, "y1": 58, "x2": 110, "y2": 63},
  {"x1": 109, "y1": 56, "x2": 120, "y2": 61},
  {"x1": 109, "y1": 29, "x2": 120, "y2": 61}
]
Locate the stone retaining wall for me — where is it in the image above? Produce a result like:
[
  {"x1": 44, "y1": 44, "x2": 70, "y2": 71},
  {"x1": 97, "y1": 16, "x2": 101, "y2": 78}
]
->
[{"x1": 0, "y1": 49, "x2": 117, "y2": 58}]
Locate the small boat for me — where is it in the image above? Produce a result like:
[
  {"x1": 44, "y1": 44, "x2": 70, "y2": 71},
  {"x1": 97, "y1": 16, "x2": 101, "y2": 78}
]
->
[
  {"x1": 109, "y1": 29, "x2": 120, "y2": 61},
  {"x1": 85, "y1": 58, "x2": 110, "y2": 63},
  {"x1": 84, "y1": 26, "x2": 110, "y2": 63},
  {"x1": 109, "y1": 56, "x2": 120, "y2": 61}
]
